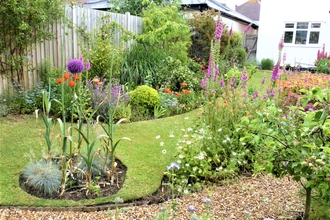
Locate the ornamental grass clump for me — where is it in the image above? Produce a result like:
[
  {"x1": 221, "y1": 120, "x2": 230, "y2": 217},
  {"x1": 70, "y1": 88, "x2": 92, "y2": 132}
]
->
[{"x1": 22, "y1": 160, "x2": 61, "y2": 196}]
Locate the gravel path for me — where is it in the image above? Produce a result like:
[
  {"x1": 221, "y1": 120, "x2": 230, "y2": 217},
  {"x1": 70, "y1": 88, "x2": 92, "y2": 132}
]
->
[{"x1": 0, "y1": 174, "x2": 304, "y2": 220}]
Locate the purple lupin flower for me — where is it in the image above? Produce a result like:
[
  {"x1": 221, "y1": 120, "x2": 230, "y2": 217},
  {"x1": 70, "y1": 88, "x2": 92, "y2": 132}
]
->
[
  {"x1": 201, "y1": 76, "x2": 207, "y2": 89},
  {"x1": 67, "y1": 58, "x2": 84, "y2": 74},
  {"x1": 240, "y1": 69, "x2": 248, "y2": 82},
  {"x1": 271, "y1": 62, "x2": 280, "y2": 82},
  {"x1": 244, "y1": 23, "x2": 252, "y2": 34},
  {"x1": 220, "y1": 79, "x2": 225, "y2": 87},
  {"x1": 229, "y1": 26, "x2": 233, "y2": 36},
  {"x1": 252, "y1": 91, "x2": 258, "y2": 99},
  {"x1": 215, "y1": 66, "x2": 219, "y2": 76},
  {"x1": 230, "y1": 77, "x2": 235, "y2": 85},
  {"x1": 214, "y1": 19, "x2": 223, "y2": 42},
  {"x1": 86, "y1": 61, "x2": 91, "y2": 70}
]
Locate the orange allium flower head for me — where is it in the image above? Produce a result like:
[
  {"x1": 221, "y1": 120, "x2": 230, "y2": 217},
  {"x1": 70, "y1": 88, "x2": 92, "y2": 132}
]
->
[
  {"x1": 63, "y1": 73, "x2": 70, "y2": 80},
  {"x1": 69, "y1": 80, "x2": 75, "y2": 87},
  {"x1": 56, "y1": 78, "x2": 63, "y2": 84}
]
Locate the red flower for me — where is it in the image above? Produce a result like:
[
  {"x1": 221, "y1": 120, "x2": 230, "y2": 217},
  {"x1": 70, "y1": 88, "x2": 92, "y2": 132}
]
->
[
  {"x1": 63, "y1": 73, "x2": 70, "y2": 80},
  {"x1": 180, "y1": 82, "x2": 187, "y2": 87},
  {"x1": 56, "y1": 78, "x2": 63, "y2": 84},
  {"x1": 201, "y1": 65, "x2": 206, "y2": 70},
  {"x1": 69, "y1": 80, "x2": 75, "y2": 87},
  {"x1": 73, "y1": 75, "x2": 79, "y2": 80}
]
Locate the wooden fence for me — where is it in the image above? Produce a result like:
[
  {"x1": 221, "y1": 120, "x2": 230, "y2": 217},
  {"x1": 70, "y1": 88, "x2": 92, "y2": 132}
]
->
[{"x1": 0, "y1": 5, "x2": 143, "y2": 94}]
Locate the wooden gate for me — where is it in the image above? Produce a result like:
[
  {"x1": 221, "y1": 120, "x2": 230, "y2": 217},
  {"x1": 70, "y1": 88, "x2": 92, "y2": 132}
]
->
[{"x1": 243, "y1": 34, "x2": 258, "y2": 60}]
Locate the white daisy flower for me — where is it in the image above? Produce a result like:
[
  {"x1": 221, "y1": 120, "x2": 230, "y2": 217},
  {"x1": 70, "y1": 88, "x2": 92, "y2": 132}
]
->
[
  {"x1": 160, "y1": 142, "x2": 164, "y2": 146},
  {"x1": 184, "y1": 117, "x2": 189, "y2": 120},
  {"x1": 155, "y1": 135, "x2": 161, "y2": 139},
  {"x1": 162, "y1": 149, "x2": 166, "y2": 154}
]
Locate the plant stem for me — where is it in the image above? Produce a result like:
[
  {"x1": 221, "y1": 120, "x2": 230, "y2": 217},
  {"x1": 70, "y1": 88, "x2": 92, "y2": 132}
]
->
[{"x1": 304, "y1": 187, "x2": 312, "y2": 220}]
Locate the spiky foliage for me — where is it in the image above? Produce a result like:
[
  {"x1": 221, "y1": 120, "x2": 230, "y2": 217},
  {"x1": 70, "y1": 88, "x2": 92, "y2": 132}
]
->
[{"x1": 22, "y1": 160, "x2": 61, "y2": 195}]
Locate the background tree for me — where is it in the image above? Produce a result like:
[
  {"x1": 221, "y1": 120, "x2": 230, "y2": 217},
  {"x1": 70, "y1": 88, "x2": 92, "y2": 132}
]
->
[{"x1": 0, "y1": 0, "x2": 64, "y2": 89}]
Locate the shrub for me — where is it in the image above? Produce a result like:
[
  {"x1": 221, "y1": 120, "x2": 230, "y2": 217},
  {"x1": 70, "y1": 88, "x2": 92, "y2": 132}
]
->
[
  {"x1": 22, "y1": 160, "x2": 61, "y2": 196},
  {"x1": 136, "y1": 2, "x2": 191, "y2": 64},
  {"x1": 37, "y1": 58, "x2": 61, "y2": 83},
  {"x1": 315, "y1": 58, "x2": 330, "y2": 74},
  {"x1": 81, "y1": 17, "x2": 131, "y2": 81},
  {"x1": 86, "y1": 77, "x2": 130, "y2": 121},
  {"x1": 119, "y1": 43, "x2": 167, "y2": 89},
  {"x1": 155, "y1": 56, "x2": 201, "y2": 92},
  {"x1": 129, "y1": 85, "x2": 160, "y2": 113},
  {"x1": 231, "y1": 47, "x2": 246, "y2": 68},
  {"x1": 260, "y1": 58, "x2": 274, "y2": 70}
]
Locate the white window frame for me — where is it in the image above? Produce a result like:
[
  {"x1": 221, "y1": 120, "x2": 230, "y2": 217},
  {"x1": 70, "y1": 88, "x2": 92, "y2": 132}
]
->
[{"x1": 283, "y1": 21, "x2": 322, "y2": 45}]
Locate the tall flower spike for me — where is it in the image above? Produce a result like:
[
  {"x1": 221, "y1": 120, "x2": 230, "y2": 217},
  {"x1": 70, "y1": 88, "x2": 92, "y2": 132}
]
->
[
  {"x1": 67, "y1": 59, "x2": 84, "y2": 74},
  {"x1": 86, "y1": 61, "x2": 91, "y2": 70},
  {"x1": 244, "y1": 23, "x2": 252, "y2": 34},
  {"x1": 214, "y1": 19, "x2": 223, "y2": 42}
]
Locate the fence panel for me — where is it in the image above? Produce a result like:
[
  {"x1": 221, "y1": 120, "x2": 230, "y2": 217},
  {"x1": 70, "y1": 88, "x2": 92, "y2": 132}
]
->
[{"x1": 0, "y1": 6, "x2": 143, "y2": 94}]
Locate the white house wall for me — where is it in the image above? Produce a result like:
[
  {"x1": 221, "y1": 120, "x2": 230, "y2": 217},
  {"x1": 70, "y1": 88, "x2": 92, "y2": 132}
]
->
[
  {"x1": 221, "y1": 16, "x2": 258, "y2": 35},
  {"x1": 256, "y1": 0, "x2": 330, "y2": 68}
]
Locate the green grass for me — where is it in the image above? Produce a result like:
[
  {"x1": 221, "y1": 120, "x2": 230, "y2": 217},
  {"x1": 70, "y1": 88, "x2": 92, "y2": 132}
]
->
[
  {"x1": 0, "y1": 110, "x2": 197, "y2": 207},
  {"x1": 0, "y1": 69, "x2": 269, "y2": 207}
]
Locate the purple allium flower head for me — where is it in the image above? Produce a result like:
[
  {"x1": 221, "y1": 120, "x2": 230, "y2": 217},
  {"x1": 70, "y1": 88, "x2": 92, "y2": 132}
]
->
[
  {"x1": 220, "y1": 79, "x2": 225, "y2": 87},
  {"x1": 187, "y1": 205, "x2": 196, "y2": 213},
  {"x1": 67, "y1": 58, "x2": 84, "y2": 74},
  {"x1": 167, "y1": 162, "x2": 180, "y2": 171},
  {"x1": 244, "y1": 23, "x2": 252, "y2": 34},
  {"x1": 201, "y1": 76, "x2": 207, "y2": 89},
  {"x1": 204, "y1": 198, "x2": 211, "y2": 204},
  {"x1": 86, "y1": 61, "x2": 91, "y2": 70},
  {"x1": 214, "y1": 19, "x2": 223, "y2": 42}
]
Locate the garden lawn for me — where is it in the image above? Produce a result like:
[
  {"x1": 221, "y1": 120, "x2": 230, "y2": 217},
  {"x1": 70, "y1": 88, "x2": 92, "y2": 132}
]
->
[
  {"x1": 0, "y1": 69, "x2": 267, "y2": 207},
  {"x1": 0, "y1": 110, "x2": 197, "y2": 207}
]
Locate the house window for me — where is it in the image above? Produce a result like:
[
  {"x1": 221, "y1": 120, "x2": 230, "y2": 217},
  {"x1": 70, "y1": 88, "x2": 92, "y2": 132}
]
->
[{"x1": 283, "y1": 22, "x2": 321, "y2": 45}]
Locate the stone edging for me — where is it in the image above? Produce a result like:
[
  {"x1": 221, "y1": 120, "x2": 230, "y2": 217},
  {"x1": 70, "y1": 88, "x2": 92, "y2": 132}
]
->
[{"x1": 0, "y1": 200, "x2": 148, "y2": 212}]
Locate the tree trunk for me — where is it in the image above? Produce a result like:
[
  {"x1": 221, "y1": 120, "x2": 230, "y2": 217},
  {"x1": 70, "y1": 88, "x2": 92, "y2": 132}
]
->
[{"x1": 303, "y1": 187, "x2": 312, "y2": 220}]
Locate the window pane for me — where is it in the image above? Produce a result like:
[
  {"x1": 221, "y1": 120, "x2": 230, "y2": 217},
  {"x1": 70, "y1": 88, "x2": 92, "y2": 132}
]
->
[
  {"x1": 285, "y1": 23, "x2": 294, "y2": 28},
  {"x1": 311, "y1": 23, "x2": 321, "y2": 28},
  {"x1": 297, "y1": 22, "x2": 308, "y2": 29},
  {"x1": 309, "y1": 31, "x2": 319, "y2": 44},
  {"x1": 284, "y1": 31, "x2": 293, "y2": 43},
  {"x1": 295, "y1": 30, "x2": 307, "y2": 44}
]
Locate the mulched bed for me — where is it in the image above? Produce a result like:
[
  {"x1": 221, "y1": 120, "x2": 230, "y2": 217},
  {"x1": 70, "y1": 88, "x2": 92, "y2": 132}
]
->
[{"x1": 1, "y1": 174, "x2": 304, "y2": 220}]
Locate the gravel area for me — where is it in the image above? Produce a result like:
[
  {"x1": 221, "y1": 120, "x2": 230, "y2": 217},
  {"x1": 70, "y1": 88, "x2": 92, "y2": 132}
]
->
[{"x1": 0, "y1": 174, "x2": 304, "y2": 220}]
